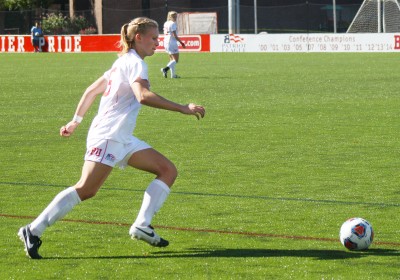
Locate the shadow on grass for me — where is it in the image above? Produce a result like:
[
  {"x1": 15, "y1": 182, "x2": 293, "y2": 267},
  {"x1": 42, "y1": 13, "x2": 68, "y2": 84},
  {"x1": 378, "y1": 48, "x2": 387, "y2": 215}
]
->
[{"x1": 44, "y1": 248, "x2": 399, "y2": 260}]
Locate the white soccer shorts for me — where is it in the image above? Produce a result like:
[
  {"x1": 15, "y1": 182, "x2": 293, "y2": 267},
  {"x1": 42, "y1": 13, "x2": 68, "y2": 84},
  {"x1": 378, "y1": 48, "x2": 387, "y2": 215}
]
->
[
  {"x1": 84, "y1": 137, "x2": 151, "y2": 168},
  {"x1": 164, "y1": 39, "x2": 179, "y2": 55}
]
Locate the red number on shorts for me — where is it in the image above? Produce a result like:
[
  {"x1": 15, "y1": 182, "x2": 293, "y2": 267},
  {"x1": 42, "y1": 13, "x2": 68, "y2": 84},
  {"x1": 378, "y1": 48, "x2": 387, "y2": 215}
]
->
[{"x1": 89, "y1": 148, "x2": 102, "y2": 157}]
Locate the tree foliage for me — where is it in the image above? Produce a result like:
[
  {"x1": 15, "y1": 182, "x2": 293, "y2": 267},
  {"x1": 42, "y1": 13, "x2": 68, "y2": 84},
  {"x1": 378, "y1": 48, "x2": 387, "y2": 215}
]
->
[
  {"x1": 42, "y1": 13, "x2": 97, "y2": 34},
  {"x1": 2, "y1": 0, "x2": 54, "y2": 10}
]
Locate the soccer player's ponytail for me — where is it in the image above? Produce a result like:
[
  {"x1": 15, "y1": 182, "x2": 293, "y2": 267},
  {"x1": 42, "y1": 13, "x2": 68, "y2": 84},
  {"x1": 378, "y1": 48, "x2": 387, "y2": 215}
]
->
[{"x1": 119, "y1": 23, "x2": 130, "y2": 54}]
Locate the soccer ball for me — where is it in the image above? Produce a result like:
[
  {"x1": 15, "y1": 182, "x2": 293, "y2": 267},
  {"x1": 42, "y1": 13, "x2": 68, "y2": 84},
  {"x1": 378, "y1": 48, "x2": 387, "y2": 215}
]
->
[
  {"x1": 339, "y1": 217, "x2": 374, "y2": 250},
  {"x1": 35, "y1": 32, "x2": 39, "y2": 36}
]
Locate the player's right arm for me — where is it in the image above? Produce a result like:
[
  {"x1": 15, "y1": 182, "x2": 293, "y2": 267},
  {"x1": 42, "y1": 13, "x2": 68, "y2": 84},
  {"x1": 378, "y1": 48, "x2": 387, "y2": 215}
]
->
[{"x1": 60, "y1": 76, "x2": 107, "y2": 137}]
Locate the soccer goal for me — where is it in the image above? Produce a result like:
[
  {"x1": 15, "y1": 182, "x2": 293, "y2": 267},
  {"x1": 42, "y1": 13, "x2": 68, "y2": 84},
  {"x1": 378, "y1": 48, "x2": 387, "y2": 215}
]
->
[
  {"x1": 347, "y1": 0, "x2": 400, "y2": 33},
  {"x1": 177, "y1": 12, "x2": 218, "y2": 35}
]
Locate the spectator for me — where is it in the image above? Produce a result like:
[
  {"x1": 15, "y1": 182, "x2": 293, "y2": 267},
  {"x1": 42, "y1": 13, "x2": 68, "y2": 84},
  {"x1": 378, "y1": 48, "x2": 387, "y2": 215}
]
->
[{"x1": 31, "y1": 21, "x2": 43, "y2": 52}]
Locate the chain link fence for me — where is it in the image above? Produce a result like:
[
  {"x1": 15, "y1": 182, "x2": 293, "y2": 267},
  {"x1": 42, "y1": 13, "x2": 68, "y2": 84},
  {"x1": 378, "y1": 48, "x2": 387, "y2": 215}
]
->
[{"x1": 0, "y1": 3, "x2": 361, "y2": 35}]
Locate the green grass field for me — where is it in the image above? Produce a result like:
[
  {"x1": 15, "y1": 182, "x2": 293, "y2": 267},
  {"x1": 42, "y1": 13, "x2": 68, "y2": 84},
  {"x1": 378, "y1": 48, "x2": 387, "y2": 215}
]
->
[{"x1": 1, "y1": 52, "x2": 399, "y2": 279}]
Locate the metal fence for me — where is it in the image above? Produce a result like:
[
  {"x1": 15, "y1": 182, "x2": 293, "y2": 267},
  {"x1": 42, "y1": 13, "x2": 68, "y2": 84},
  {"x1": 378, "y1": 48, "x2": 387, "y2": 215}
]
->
[
  {"x1": 0, "y1": 8, "x2": 95, "y2": 35},
  {"x1": 167, "y1": 3, "x2": 361, "y2": 34},
  {"x1": 0, "y1": 3, "x2": 361, "y2": 35}
]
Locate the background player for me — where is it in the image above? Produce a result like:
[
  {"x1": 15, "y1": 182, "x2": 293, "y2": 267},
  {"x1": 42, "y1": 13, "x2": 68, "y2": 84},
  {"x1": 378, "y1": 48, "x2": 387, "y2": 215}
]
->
[{"x1": 161, "y1": 11, "x2": 186, "y2": 78}]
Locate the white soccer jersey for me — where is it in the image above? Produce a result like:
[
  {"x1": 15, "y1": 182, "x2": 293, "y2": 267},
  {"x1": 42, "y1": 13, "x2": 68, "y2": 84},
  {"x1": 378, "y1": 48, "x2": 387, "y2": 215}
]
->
[
  {"x1": 87, "y1": 49, "x2": 148, "y2": 144},
  {"x1": 163, "y1": 21, "x2": 179, "y2": 54},
  {"x1": 163, "y1": 20, "x2": 177, "y2": 38}
]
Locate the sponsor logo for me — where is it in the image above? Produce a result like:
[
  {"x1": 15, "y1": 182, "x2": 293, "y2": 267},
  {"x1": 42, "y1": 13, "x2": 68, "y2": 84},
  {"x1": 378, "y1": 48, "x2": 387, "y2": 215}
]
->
[
  {"x1": 136, "y1": 227, "x2": 155, "y2": 238},
  {"x1": 105, "y1": 153, "x2": 116, "y2": 162},
  {"x1": 157, "y1": 35, "x2": 202, "y2": 52},
  {"x1": 23, "y1": 228, "x2": 34, "y2": 249},
  {"x1": 26, "y1": 236, "x2": 34, "y2": 249},
  {"x1": 222, "y1": 34, "x2": 246, "y2": 52},
  {"x1": 224, "y1": 34, "x2": 244, "y2": 43}
]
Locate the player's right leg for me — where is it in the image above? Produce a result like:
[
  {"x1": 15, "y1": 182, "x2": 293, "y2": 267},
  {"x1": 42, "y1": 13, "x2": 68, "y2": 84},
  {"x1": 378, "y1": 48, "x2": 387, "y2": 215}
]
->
[
  {"x1": 170, "y1": 53, "x2": 180, "y2": 78},
  {"x1": 18, "y1": 161, "x2": 113, "y2": 259},
  {"x1": 18, "y1": 225, "x2": 43, "y2": 259}
]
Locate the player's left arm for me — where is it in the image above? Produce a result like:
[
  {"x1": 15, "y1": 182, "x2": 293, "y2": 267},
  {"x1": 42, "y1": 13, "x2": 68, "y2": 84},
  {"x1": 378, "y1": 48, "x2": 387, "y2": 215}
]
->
[
  {"x1": 172, "y1": 30, "x2": 185, "y2": 48},
  {"x1": 131, "y1": 78, "x2": 204, "y2": 119}
]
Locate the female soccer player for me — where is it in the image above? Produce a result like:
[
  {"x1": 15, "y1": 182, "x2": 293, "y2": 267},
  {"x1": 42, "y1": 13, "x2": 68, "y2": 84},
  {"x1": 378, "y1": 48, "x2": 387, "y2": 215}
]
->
[
  {"x1": 18, "y1": 17, "x2": 205, "y2": 259},
  {"x1": 161, "y1": 11, "x2": 186, "y2": 78}
]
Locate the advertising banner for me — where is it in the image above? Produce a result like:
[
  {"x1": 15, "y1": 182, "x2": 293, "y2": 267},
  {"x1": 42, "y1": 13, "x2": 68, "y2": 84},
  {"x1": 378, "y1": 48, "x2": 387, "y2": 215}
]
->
[
  {"x1": 210, "y1": 33, "x2": 400, "y2": 53},
  {"x1": 0, "y1": 34, "x2": 210, "y2": 53},
  {"x1": 3, "y1": 33, "x2": 399, "y2": 53}
]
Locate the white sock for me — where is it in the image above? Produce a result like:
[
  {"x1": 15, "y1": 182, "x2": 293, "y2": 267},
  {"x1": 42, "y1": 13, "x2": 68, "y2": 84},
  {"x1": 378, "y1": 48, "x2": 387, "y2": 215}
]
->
[
  {"x1": 167, "y1": 60, "x2": 177, "y2": 77},
  {"x1": 133, "y1": 179, "x2": 170, "y2": 228},
  {"x1": 30, "y1": 187, "x2": 81, "y2": 237}
]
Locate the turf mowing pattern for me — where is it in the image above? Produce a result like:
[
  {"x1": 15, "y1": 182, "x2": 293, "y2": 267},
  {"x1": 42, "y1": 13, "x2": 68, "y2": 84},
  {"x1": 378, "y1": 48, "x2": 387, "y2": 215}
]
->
[{"x1": 1, "y1": 52, "x2": 399, "y2": 279}]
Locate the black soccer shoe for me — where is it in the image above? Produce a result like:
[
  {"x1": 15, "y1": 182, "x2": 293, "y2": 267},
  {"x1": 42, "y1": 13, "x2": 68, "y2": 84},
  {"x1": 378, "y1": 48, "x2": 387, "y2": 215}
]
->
[
  {"x1": 18, "y1": 225, "x2": 43, "y2": 259},
  {"x1": 161, "y1": 68, "x2": 168, "y2": 78}
]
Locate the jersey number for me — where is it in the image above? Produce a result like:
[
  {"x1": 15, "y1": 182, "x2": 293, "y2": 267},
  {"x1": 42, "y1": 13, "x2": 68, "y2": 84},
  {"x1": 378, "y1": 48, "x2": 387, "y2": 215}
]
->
[{"x1": 104, "y1": 68, "x2": 117, "y2": 97}]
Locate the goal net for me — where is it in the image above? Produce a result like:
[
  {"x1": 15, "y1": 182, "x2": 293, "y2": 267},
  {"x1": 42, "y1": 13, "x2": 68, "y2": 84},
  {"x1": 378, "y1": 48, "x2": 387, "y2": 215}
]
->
[
  {"x1": 383, "y1": 0, "x2": 400, "y2": 32},
  {"x1": 177, "y1": 12, "x2": 218, "y2": 35},
  {"x1": 347, "y1": 0, "x2": 400, "y2": 33}
]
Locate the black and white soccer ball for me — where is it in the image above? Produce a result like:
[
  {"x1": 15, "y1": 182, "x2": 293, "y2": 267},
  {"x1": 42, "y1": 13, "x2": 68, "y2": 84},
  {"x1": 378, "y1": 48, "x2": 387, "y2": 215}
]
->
[{"x1": 339, "y1": 217, "x2": 374, "y2": 250}]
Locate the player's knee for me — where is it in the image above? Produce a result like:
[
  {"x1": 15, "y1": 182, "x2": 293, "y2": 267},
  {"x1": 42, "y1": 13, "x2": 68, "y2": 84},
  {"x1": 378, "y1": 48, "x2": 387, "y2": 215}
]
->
[
  {"x1": 74, "y1": 186, "x2": 98, "y2": 201},
  {"x1": 166, "y1": 161, "x2": 178, "y2": 180},
  {"x1": 81, "y1": 191, "x2": 97, "y2": 201},
  {"x1": 159, "y1": 161, "x2": 178, "y2": 185},
  {"x1": 171, "y1": 163, "x2": 178, "y2": 181}
]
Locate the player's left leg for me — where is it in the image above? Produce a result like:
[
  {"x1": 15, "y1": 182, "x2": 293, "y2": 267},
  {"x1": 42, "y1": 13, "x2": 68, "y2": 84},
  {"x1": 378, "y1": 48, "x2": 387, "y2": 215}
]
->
[{"x1": 127, "y1": 148, "x2": 177, "y2": 247}]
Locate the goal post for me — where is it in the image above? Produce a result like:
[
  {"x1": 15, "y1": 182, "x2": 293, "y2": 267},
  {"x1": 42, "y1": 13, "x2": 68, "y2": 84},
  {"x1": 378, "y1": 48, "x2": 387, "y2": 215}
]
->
[{"x1": 347, "y1": 0, "x2": 400, "y2": 33}]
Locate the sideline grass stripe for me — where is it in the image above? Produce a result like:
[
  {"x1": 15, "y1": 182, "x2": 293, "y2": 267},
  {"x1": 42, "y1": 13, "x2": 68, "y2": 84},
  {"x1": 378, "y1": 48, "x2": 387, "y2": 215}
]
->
[
  {"x1": 1, "y1": 181, "x2": 399, "y2": 207},
  {"x1": 171, "y1": 192, "x2": 400, "y2": 208},
  {"x1": 3, "y1": 213, "x2": 400, "y2": 247}
]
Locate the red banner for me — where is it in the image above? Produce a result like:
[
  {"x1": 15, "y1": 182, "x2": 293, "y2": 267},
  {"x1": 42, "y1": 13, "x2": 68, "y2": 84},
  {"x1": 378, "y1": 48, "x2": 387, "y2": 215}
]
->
[
  {"x1": 157, "y1": 35, "x2": 210, "y2": 52},
  {"x1": 0, "y1": 34, "x2": 210, "y2": 53}
]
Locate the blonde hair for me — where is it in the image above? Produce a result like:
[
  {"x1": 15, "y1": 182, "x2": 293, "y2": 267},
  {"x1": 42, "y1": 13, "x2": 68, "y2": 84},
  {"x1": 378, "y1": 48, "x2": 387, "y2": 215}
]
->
[
  {"x1": 118, "y1": 17, "x2": 158, "y2": 54},
  {"x1": 167, "y1": 11, "x2": 178, "y2": 21}
]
